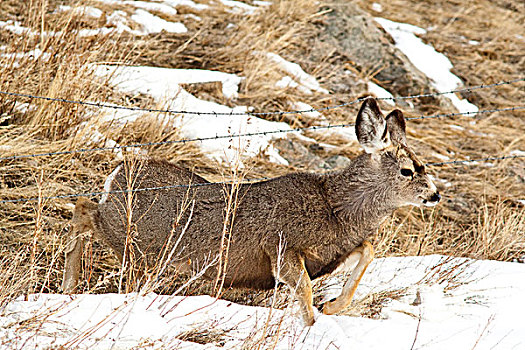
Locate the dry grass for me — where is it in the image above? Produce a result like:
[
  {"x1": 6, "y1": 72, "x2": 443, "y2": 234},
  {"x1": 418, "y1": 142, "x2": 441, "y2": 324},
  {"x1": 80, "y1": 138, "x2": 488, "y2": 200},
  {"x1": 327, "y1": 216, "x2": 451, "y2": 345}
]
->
[{"x1": 0, "y1": 0, "x2": 523, "y2": 336}]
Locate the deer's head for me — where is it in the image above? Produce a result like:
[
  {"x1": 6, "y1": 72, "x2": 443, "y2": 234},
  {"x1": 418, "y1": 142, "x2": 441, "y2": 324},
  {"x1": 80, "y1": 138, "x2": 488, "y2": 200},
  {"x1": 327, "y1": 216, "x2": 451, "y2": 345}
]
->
[{"x1": 355, "y1": 98, "x2": 441, "y2": 208}]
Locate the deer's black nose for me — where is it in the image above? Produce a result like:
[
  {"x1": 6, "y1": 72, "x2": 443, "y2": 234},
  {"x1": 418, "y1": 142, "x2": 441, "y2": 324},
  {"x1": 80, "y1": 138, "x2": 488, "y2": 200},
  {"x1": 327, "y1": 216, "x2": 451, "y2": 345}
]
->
[{"x1": 429, "y1": 192, "x2": 441, "y2": 203}]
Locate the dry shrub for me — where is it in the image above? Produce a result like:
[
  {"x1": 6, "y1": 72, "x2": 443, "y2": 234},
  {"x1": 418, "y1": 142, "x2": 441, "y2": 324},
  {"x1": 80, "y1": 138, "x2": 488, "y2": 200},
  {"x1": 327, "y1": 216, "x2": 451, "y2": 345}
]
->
[{"x1": 0, "y1": 0, "x2": 523, "y2": 330}]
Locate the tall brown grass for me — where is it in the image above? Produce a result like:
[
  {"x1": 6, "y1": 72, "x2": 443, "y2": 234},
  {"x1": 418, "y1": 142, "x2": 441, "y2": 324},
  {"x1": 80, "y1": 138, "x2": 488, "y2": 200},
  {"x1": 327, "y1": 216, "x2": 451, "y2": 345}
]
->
[{"x1": 0, "y1": 0, "x2": 523, "y2": 337}]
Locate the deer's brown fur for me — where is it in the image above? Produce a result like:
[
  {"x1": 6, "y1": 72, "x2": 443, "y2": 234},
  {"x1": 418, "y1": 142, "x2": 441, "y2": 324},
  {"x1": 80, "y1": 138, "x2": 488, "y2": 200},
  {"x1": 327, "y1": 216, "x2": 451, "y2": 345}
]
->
[{"x1": 62, "y1": 98, "x2": 440, "y2": 326}]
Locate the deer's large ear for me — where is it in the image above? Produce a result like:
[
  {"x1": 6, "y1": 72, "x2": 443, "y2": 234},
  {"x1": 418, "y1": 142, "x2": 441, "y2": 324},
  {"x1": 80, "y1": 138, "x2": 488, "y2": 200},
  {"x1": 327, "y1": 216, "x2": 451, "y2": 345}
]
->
[
  {"x1": 356, "y1": 98, "x2": 391, "y2": 154},
  {"x1": 386, "y1": 109, "x2": 407, "y2": 146}
]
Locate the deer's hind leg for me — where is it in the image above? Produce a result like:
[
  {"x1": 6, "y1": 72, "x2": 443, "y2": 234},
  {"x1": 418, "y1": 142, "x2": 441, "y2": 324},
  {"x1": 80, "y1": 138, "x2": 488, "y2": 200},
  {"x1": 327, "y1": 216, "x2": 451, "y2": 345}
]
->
[
  {"x1": 271, "y1": 250, "x2": 315, "y2": 326},
  {"x1": 62, "y1": 198, "x2": 99, "y2": 293},
  {"x1": 322, "y1": 240, "x2": 374, "y2": 315}
]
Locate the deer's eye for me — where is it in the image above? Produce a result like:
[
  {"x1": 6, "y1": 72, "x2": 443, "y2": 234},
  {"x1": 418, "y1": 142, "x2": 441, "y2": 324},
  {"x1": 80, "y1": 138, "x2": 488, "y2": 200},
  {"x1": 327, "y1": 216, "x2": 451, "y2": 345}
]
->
[{"x1": 400, "y1": 168, "x2": 413, "y2": 177}]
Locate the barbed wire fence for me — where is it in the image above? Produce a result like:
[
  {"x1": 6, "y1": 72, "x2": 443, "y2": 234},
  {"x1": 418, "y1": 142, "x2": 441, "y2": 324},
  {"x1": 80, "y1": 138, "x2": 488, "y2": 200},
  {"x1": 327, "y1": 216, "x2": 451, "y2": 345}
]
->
[
  {"x1": 0, "y1": 78, "x2": 524, "y2": 204},
  {"x1": 1, "y1": 77, "x2": 523, "y2": 117},
  {"x1": 1, "y1": 154, "x2": 524, "y2": 205},
  {"x1": 1, "y1": 106, "x2": 523, "y2": 162}
]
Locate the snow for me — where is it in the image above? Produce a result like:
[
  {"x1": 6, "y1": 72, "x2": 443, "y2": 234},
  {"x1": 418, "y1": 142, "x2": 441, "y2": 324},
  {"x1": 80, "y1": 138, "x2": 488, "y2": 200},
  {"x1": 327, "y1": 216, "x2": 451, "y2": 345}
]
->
[
  {"x1": 319, "y1": 126, "x2": 357, "y2": 143},
  {"x1": 448, "y1": 124, "x2": 465, "y2": 131},
  {"x1": 510, "y1": 149, "x2": 525, "y2": 157},
  {"x1": 2, "y1": 255, "x2": 524, "y2": 349},
  {"x1": 374, "y1": 17, "x2": 479, "y2": 114},
  {"x1": 92, "y1": 65, "x2": 291, "y2": 165},
  {"x1": 56, "y1": 2, "x2": 187, "y2": 36},
  {"x1": 275, "y1": 76, "x2": 313, "y2": 95},
  {"x1": 0, "y1": 20, "x2": 32, "y2": 36},
  {"x1": 120, "y1": 1, "x2": 179, "y2": 17},
  {"x1": 131, "y1": 9, "x2": 187, "y2": 34},
  {"x1": 100, "y1": 164, "x2": 123, "y2": 204},
  {"x1": 253, "y1": 0, "x2": 272, "y2": 6},
  {"x1": 0, "y1": 48, "x2": 50, "y2": 62},
  {"x1": 83, "y1": 124, "x2": 126, "y2": 160},
  {"x1": 430, "y1": 153, "x2": 450, "y2": 161},
  {"x1": 219, "y1": 0, "x2": 259, "y2": 14},
  {"x1": 258, "y1": 52, "x2": 329, "y2": 95},
  {"x1": 371, "y1": 3, "x2": 383, "y2": 12},
  {"x1": 94, "y1": 65, "x2": 243, "y2": 99},
  {"x1": 106, "y1": 10, "x2": 135, "y2": 34},
  {"x1": 57, "y1": 5, "x2": 104, "y2": 18},
  {"x1": 291, "y1": 102, "x2": 327, "y2": 122},
  {"x1": 163, "y1": 0, "x2": 209, "y2": 11},
  {"x1": 429, "y1": 174, "x2": 452, "y2": 188},
  {"x1": 367, "y1": 82, "x2": 396, "y2": 106}
]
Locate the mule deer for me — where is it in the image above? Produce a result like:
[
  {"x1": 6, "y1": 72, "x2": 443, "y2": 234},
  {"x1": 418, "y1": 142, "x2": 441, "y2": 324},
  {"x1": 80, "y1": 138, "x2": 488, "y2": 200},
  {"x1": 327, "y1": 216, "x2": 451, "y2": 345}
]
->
[{"x1": 62, "y1": 98, "x2": 440, "y2": 326}]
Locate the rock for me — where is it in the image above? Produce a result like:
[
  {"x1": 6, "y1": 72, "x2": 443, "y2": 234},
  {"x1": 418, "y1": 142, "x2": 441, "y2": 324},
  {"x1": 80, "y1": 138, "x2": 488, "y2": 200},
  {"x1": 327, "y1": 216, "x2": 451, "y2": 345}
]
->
[
  {"x1": 273, "y1": 139, "x2": 352, "y2": 171},
  {"x1": 324, "y1": 155, "x2": 351, "y2": 169},
  {"x1": 273, "y1": 139, "x2": 328, "y2": 170},
  {"x1": 311, "y1": 1, "x2": 455, "y2": 110}
]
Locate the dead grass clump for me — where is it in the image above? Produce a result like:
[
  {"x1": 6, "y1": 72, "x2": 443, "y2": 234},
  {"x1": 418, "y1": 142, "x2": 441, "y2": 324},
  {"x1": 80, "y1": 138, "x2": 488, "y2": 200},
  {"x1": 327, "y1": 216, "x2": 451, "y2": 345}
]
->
[
  {"x1": 456, "y1": 202, "x2": 525, "y2": 261},
  {"x1": 343, "y1": 288, "x2": 409, "y2": 319},
  {"x1": 0, "y1": 0, "x2": 523, "y2": 328},
  {"x1": 176, "y1": 321, "x2": 233, "y2": 347}
]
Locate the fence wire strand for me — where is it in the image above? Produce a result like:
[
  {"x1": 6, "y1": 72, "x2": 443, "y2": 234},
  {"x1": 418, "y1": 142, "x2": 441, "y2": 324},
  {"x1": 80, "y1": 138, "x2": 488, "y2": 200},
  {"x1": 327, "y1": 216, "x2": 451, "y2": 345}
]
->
[
  {"x1": 1, "y1": 154, "x2": 523, "y2": 204},
  {"x1": 0, "y1": 78, "x2": 523, "y2": 116},
  {"x1": 1, "y1": 105, "x2": 523, "y2": 162},
  {"x1": 1, "y1": 78, "x2": 524, "y2": 204}
]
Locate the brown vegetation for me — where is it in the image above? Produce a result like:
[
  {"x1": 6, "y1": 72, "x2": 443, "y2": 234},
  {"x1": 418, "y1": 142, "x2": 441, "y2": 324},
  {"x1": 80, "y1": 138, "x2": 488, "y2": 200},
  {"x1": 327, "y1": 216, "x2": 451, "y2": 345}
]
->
[{"x1": 0, "y1": 0, "x2": 523, "y2": 323}]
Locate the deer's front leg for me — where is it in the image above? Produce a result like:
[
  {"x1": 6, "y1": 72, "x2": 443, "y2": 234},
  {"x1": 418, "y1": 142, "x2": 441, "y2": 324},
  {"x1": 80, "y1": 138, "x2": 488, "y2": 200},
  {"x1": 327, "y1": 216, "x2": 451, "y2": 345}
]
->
[{"x1": 322, "y1": 240, "x2": 374, "y2": 315}]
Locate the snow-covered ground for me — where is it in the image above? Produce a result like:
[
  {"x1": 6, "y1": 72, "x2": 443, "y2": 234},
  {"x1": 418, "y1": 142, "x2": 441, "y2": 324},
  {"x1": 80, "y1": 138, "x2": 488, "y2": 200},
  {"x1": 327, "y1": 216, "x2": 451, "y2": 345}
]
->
[
  {"x1": 91, "y1": 64, "x2": 294, "y2": 165},
  {"x1": 2, "y1": 255, "x2": 524, "y2": 349},
  {"x1": 3, "y1": 4, "x2": 516, "y2": 348},
  {"x1": 0, "y1": 0, "x2": 483, "y2": 164},
  {"x1": 374, "y1": 17, "x2": 479, "y2": 114}
]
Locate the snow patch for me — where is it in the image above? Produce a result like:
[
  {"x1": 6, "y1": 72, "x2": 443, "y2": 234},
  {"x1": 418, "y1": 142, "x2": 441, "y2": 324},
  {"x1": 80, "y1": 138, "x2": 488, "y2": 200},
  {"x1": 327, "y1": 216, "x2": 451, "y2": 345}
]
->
[
  {"x1": 57, "y1": 5, "x2": 104, "y2": 18},
  {"x1": 94, "y1": 65, "x2": 242, "y2": 99},
  {"x1": 2, "y1": 256, "x2": 525, "y2": 349},
  {"x1": 291, "y1": 102, "x2": 326, "y2": 122},
  {"x1": 100, "y1": 164, "x2": 123, "y2": 204},
  {"x1": 367, "y1": 82, "x2": 395, "y2": 106},
  {"x1": 429, "y1": 174, "x2": 452, "y2": 188},
  {"x1": 219, "y1": 0, "x2": 259, "y2": 14},
  {"x1": 318, "y1": 126, "x2": 357, "y2": 144},
  {"x1": 374, "y1": 17, "x2": 478, "y2": 114},
  {"x1": 131, "y1": 9, "x2": 187, "y2": 34},
  {"x1": 0, "y1": 48, "x2": 50, "y2": 62},
  {"x1": 0, "y1": 20, "x2": 32, "y2": 35},
  {"x1": 163, "y1": 0, "x2": 210, "y2": 11},
  {"x1": 371, "y1": 3, "x2": 383, "y2": 12},
  {"x1": 276, "y1": 76, "x2": 313, "y2": 95},
  {"x1": 92, "y1": 65, "x2": 290, "y2": 165},
  {"x1": 510, "y1": 149, "x2": 525, "y2": 157},
  {"x1": 448, "y1": 124, "x2": 465, "y2": 131},
  {"x1": 121, "y1": 1, "x2": 179, "y2": 17},
  {"x1": 431, "y1": 153, "x2": 450, "y2": 162},
  {"x1": 258, "y1": 52, "x2": 329, "y2": 95}
]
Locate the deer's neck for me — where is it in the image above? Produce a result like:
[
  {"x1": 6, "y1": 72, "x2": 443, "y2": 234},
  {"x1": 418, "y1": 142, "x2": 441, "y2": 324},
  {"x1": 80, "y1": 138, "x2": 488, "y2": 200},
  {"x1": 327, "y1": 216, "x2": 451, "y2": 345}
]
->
[{"x1": 322, "y1": 155, "x2": 398, "y2": 232}]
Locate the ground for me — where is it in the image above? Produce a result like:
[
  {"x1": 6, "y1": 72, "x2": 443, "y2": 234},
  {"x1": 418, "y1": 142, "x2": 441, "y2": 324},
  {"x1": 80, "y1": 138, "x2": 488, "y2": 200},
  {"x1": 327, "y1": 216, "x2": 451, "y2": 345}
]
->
[{"x1": 0, "y1": 0, "x2": 523, "y2": 348}]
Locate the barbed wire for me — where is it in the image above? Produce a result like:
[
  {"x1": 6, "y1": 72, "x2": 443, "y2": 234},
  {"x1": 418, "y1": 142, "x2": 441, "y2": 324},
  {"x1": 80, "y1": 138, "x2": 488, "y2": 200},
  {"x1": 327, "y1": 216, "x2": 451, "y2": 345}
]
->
[
  {"x1": 1, "y1": 154, "x2": 523, "y2": 205},
  {"x1": 0, "y1": 177, "x2": 273, "y2": 204},
  {"x1": 0, "y1": 78, "x2": 523, "y2": 117},
  {"x1": 1, "y1": 106, "x2": 523, "y2": 162},
  {"x1": 426, "y1": 154, "x2": 525, "y2": 167},
  {"x1": 1, "y1": 78, "x2": 524, "y2": 204}
]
